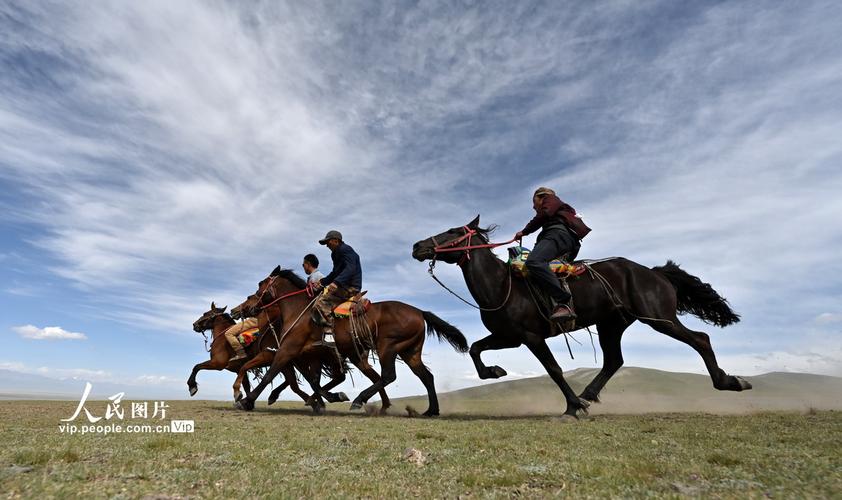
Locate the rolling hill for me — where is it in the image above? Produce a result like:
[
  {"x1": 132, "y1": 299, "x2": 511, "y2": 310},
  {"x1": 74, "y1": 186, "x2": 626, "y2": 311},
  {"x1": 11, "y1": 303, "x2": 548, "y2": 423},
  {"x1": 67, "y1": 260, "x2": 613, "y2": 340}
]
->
[{"x1": 398, "y1": 367, "x2": 842, "y2": 415}]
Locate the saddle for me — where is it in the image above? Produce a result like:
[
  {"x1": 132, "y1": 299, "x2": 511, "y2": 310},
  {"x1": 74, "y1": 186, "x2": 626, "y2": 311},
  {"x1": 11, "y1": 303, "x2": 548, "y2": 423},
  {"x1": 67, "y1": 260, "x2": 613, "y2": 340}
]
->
[
  {"x1": 507, "y1": 246, "x2": 586, "y2": 279},
  {"x1": 333, "y1": 291, "x2": 372, "y2": 318}
]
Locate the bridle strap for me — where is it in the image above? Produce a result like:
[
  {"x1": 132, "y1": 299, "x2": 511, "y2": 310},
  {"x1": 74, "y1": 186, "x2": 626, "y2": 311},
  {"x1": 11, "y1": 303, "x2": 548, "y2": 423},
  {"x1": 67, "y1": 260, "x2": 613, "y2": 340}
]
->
[
  {"x1": 259, "y1": 288, "x2": 309, "y2": 310},
  {"x1": 432, "y1": 226, "x2": 519, "y2": 256}
]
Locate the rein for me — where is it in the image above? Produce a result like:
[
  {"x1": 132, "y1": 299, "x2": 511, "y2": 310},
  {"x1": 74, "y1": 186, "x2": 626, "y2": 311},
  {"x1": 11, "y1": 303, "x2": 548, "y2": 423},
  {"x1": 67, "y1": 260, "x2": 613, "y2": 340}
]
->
[
  {"x1": 428, "y1": 226, "x2": 518, "y2": 311},
  {"x1": 254, "y1": 272, "x2": 319, "y2": 347},
  {"x1": 259, "y1": 288, "x2": 310, "y2": 310}
]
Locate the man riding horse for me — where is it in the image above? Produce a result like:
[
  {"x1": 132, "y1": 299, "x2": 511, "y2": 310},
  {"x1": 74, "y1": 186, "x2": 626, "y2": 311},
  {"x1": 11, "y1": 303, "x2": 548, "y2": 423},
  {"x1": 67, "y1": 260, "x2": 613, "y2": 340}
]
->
[
  {"x1": 514, "y1": 187, "x2": 591, "y2": 321},
  {"x1": 308, "y1": 230, "x2": 362, "y2": 348}
]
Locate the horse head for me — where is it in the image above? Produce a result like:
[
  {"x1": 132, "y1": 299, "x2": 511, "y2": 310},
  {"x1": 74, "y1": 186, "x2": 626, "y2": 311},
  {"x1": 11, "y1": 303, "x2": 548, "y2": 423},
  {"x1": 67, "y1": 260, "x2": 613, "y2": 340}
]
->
[
  {"x1": 192, "y1": 301, "x2": 227, "y2": 332},
  {"x1": 412, "y1": 215, "x2": 487, "y2": 264}
]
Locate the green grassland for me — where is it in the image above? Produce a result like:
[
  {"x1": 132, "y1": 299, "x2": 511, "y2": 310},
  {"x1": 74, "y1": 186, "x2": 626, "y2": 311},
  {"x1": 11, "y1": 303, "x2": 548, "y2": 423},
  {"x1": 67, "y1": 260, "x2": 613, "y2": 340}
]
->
[{"x1": 1, "y1": 399, "x2": 840, "y2": 499}]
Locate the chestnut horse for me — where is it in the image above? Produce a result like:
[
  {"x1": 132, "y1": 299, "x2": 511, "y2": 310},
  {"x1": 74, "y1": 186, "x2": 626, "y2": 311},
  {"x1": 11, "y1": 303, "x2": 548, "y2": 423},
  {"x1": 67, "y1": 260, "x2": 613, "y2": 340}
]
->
[
  {"x1": 412, "y1": 216, "x2": 751, "y2": 419},
  {"x1": 188, "y1": 302, "x2": 315, "y2": 404},
  {"x1": 235, "y1": 267, "x2": 468, "y2": 416},
  {"x1": 229, "y1": 299, "x2": 381, "y2": 413}
]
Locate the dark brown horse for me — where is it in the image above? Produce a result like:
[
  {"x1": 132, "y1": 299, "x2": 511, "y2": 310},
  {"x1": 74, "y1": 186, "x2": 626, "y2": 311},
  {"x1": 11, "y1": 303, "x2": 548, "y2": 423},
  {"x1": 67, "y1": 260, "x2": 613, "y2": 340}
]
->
[
  {"x1": 228, "y1": 300, "x2": 373, "y2": 412},
  {"x1": 188, "y1": 302, "x2": 315, "y2": 404},
  {"x1": 235, "y1": 267, "x2": 469, "y2": 416},
  {"x1": 412, "y1": 216, "x2": 751, "y2": 419}
]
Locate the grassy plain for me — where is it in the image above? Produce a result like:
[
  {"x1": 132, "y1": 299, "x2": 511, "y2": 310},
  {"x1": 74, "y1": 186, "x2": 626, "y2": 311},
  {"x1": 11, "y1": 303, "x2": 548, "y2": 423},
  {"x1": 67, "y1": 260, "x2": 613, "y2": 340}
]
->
[{"x1": 1, "y1": 399, "x2": 839, "y2": 499}]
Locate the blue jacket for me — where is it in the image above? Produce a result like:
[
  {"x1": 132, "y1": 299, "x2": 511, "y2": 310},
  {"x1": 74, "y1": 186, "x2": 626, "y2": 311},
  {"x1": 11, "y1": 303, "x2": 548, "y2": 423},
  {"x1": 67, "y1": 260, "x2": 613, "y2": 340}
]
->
[{"x1": 320, "y1": 242, "x2": 362, "y2": 290}]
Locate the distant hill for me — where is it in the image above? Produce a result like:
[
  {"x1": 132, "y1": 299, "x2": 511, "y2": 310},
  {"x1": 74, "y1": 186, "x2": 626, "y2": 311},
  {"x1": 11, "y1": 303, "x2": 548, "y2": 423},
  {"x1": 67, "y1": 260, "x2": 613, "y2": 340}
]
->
[
  {"x1": 0, "y1": 369, "x2": 202, "y2": 401},
  {"x1": 3, "y1": 367, "x2": 841, "y2": 414},
  {"x1": 399, "y1": 367, "x2": 842, "y2": 415}
]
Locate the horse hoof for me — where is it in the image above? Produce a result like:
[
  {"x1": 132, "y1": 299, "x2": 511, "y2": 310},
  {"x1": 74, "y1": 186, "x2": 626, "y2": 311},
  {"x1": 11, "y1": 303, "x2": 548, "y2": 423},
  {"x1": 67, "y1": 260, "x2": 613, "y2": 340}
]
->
[
  {"x1": 737, "y1": 376, "x2": 752, "y2": 391},
  {"x1": 235, "y1": 399, "x2": 254, "y2": 411},
  {"x1": 580, "y1": 392, "x2": 600, "y2": 403},
  {"x1": 188, "y1": 386, "x2": 198, "y2": 397},
  {"x1": 422, "y1": 410, "x2": 439, "y2": 418},
  {"x1": 349, "y1": 401, "x2": 363, "y2": 411},
  {"x1": 267, "y1": 396, "x2": 277, "y2": 406},
  {"x1": 312, "y1": 404, "x2": 326, "y2": 415},
  {"x1": 480, "y1": 366, "x2": 507, "y2": 379},
  {"x1": 338, "y1": 392, "x2": 350, "y2": 402}
]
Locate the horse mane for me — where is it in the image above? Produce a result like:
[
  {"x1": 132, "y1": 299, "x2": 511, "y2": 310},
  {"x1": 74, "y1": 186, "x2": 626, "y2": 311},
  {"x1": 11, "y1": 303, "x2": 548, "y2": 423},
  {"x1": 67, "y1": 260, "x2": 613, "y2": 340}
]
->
[
  {"x1": 275, "y1": 268, "x2": 308, "y2": 290},
  {"x1": 475, "y1": 224, "x2": 498, "y2": 242}
]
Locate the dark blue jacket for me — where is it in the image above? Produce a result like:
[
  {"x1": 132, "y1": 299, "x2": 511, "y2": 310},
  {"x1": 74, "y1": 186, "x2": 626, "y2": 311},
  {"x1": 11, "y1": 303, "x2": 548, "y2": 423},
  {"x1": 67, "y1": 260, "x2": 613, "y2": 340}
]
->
[{"x1": 320, "y1": 242, "x2": 362, "y2": 290}]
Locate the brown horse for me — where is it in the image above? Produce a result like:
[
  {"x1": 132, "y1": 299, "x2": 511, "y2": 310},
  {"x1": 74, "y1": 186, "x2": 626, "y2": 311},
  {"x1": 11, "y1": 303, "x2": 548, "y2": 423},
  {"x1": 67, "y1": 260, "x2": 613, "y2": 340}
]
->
[
  {"x1": 235, "y1": 267, "x2": 469, "y2": 416},
  {"x1": 228, "y1": 300, "x2": 379, "y2": 413},
  {"x1": 188, "y1": 302, "x2": 314, "y2": 404}
]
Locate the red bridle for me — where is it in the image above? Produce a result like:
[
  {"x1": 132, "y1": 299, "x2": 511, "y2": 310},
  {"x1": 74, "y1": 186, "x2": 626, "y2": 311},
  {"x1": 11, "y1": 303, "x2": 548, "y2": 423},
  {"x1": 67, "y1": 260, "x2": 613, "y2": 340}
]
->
[
  {"x1": 254, "y1": 274, "x2": 313, "y2": 311},
  {"x1": 427, "y1": 225, "x2": 517, "y2": 311},
  {"x1": 432, "y1": 226, "x2": 518, "y2": 265}
]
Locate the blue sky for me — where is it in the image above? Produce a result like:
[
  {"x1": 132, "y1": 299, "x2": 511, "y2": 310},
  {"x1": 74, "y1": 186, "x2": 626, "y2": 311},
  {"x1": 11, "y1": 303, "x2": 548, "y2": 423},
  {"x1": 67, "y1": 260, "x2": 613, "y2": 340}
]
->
[{"x1": 1, "y1": 1, "x2": 840, "y2": 400}]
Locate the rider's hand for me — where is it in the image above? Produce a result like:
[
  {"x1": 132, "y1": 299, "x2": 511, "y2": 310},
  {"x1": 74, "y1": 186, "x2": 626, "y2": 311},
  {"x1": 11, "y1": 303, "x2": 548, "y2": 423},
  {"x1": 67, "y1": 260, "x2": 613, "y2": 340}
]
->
[
  {"x1": 514, "y1": 231, "x2": 524, "y2": 241},
  {"x1": 326, "y1": 283, "x2": 338, "y2": 293}
]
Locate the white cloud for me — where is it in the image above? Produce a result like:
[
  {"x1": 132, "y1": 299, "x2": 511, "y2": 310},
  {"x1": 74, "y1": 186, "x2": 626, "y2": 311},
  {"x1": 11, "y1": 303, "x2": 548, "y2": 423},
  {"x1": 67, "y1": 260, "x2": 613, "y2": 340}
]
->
[
  {"x1": 133, "y1": 374, "x2": 181, "y2": 386},
  {"x1": 12, "y1": 325, "x2": 87, "y2": 341},
  {"x1": 0, "y1": 361, "x2": 110, "y2": 381},
  {"x1": 815, "y1": 313, "x2": 842, "y2": 325}
]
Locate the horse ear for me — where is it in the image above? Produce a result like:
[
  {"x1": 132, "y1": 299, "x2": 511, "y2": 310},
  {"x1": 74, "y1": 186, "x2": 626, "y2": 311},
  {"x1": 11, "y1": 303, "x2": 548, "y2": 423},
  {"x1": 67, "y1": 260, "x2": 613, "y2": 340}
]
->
[
  {"x1": 467, "y1": 214, "x2": 480, "y2": 228},
  {"x1": 271, "y1": 265, "x2": 282, "y2": 276},
  {"x1": 211, "y1": 301, "x2": 216, "y2": 310},
  {"x1": 219, "y1": 305, "x2": 227, "y2": 312}
]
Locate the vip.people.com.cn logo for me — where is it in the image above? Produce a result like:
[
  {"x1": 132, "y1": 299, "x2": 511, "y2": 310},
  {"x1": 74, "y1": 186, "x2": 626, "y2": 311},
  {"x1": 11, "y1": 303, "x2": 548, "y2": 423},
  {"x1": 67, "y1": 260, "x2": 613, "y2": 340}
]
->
[{"x1": 58, "y1": 382, "x2": 194, "y2": 435}]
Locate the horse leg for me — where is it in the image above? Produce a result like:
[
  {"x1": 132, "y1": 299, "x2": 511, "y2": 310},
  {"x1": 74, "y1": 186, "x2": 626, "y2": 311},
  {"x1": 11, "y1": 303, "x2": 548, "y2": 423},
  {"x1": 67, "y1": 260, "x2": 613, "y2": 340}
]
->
[
  {"x1": 350, "y1": 350, "x2": 397, "y2": 410},
  {"x1": 523, "y1": 332, "x2": 590, "y2": 418},
  {"x1": 579, "y1": 319, "x2": 632, "y2": 402},
  {"x1": 641, "y1": 316, "x2": 751, "y2": 392},
  {"x1": 298, "y1": 365, "x2": 327, "y2": 414},
  {"x1": 469, "y1": 333, "x2": 522, "y2": 379},
  {"x1": 303, "y1": 357, "x2": 346, "y2": 404},
  {"x1": 283, "y1": 364, "x2": 318, "y2": 407},
  {"x1": 402, "y1": 349, "x2": 439, "y2": 417},
  {"x1": 318, "y1": 367, "x2": 349, "y2": 403},
  {"x1": 187, "y1": 356, "x2": 228, "y2": 396},
  {"x1": 352, "y1": 356, "x2": 391, "y2": 414},
  {"x1": 237, "y1": 346, "x2": 300, "y2": 411},
  {"x1": 233, "y1": 352, "x2": 272, "y2": 401},
  {"x1": 267, "y1": 380, "x2": 290, "y2": 406}
]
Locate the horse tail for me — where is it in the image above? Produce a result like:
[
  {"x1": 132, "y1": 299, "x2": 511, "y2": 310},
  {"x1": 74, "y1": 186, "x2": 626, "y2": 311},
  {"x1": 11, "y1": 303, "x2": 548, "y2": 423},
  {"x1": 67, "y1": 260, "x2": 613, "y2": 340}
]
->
[
  {"x1": 421, "y1": 311, "x2": 469, "y2": 353},
  {"x1": 652, "y1": 260, "x2": 740, "y2": 327},
  {"x1": 321, "y1": 357, "x2": 349, "y2": 379}
]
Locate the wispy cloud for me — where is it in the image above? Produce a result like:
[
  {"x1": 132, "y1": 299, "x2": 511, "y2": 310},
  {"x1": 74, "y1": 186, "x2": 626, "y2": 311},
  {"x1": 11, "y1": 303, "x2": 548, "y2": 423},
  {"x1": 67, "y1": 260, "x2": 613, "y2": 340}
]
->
[
  {"x1": 12, "y1": 325, "x2": 87, "y2": 341},
  {"x1": 0, "y1": 361, "x2": 109, "y2": 380},
  {"x1": 0, "y1": 1, "x2": 840, "y2": 386}
]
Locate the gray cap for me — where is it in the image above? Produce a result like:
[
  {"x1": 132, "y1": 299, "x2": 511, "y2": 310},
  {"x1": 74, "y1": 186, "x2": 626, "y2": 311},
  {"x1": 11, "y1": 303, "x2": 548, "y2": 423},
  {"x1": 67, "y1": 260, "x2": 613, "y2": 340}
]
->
[{"x1": 318, "y1": 230, "x2": 343, "y2": 245}]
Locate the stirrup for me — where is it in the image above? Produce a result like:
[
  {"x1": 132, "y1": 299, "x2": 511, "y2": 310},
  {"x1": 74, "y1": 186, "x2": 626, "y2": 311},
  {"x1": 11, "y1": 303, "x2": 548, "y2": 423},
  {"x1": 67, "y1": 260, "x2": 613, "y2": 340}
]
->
[
  {"x1": 550, "y1": 304, "x2": 577, "y2": 320},
  {"x1": 313, "y1": 333, "x2": 336, "y2": 348}
]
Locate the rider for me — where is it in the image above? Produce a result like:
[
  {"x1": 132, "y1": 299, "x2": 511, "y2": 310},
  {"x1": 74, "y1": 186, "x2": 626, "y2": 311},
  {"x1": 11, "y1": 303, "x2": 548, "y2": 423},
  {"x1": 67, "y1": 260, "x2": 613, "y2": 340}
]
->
[
  {"x1": 309, "y1": 230, "x2": 362, "y2": 347},
  {"x1": 302, "y1": 253, "x2": 324, "y2": 288},
  {"x1": 514, "y1": 187, "x2": 591, "y2": 321},
  {"x1": 224, "y1": 316, "x2": 258, "y2": 364}
]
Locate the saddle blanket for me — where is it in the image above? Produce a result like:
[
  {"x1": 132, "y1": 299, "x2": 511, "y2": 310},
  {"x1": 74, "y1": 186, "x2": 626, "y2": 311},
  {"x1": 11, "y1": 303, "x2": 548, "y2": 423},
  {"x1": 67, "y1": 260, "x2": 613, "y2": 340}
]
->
[
  {"x1": 333, "y1": 297, "x2": 372, "y2": 318},
  {"x1": 237, "y1": 327, "x2": 260, "y2": 347},
  {"x1": 507, "y1": 246, "x2": 586, "y2": 278}
]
